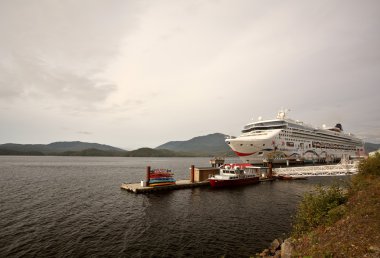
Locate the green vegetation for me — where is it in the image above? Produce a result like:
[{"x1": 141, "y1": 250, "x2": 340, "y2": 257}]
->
[
  {"x1": 61, "y1": 148, "x2": 123, "y2": 156},
  {"x1": 364, "y1": 142, "x2": 380, "y2": 153},
  {"x1": 0, "y1": 136, "x2": 237, "y2": 157},
  {"x1": 291, "y1": 153, "x2": 380, "y2": 257},
  {"x1": 358, "y1": 153, "x2": 380, "y2": 176},
  {"x1": 155, "y1": 133, "x2": 236, "y2": 156},
  {"x1": 291, "y1": 184, "x2": 347, "y2": 237},
  {"x1": 0, "y1": 146, "x2": 212, "y2": 157},
  {"x1": 124, "y1": 148, "x2": 198, "y2": 157},
  {"x1": 0, "y1": 141, "x2": 123, "y2": 155},
  {"x1": 0, "y1": 149, "x2": 44, "y2": 156}
]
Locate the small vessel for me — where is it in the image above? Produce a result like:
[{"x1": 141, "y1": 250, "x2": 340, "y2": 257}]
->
[
  {"x1": 209, "y1": 163, "x2": 261, "y2": 188},
  {"x1": 148, "y1": 169, "x2": 176, "y2": 187}
]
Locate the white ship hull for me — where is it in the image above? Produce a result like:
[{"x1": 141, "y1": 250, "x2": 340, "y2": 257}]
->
[{"x1": 226, "y1": 110, "x2": 364, "y2": 164}]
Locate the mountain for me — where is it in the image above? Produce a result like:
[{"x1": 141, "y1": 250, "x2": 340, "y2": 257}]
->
[
  {"x1": 155, "y1": 133, "x2": 234, "y2": 156},
  {"x1": 2, "y1": 138, "x2": 378, "y2": 157},
  {"x1": 46, "y1": 141, "x2": 124, "y2": 152},
  {"x1": 0, "y1": 143, "x2": 50, "y2": 154},
  {"x1": 365, "y1": 142, "x2": 380, "y2": 153},
  {"x1": 0, "y1": 141, "x2": 124, "y2": 155},
  {"x1": 0, "y1": 141, "x2": 204, "y2": 157},
  {"x1": 124, "y1": 148, "x2": 198, "y2": 157},
  {"x1": 60, "y1": 148, "x2": 125, "y2": 157}
]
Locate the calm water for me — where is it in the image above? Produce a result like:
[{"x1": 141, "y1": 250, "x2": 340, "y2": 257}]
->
[{"x1": 0, "y1": 156, "x2": 349, "y2": 257}]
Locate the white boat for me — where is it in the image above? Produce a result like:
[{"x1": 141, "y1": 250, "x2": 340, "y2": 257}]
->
[
  {"x1": 208, "y1": 164, "x2": 261, "y2": 188},
  {"x1": 226, "y1": 109, "x2": 365, "y2": 164}
]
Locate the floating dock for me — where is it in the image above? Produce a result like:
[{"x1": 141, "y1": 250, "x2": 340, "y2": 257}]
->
[
  {"x1": 121, "y1": 178, "x2": 276, "y2": 194},
  {"x1": 121, "y1": 179, "x2": 210, "y2": 193},
  {"x1": 273, "y1": 159, "x2": 359, "y2": 177},
  {"x1": 120, "y1": 159, "x2": 359, "y2": 194},
  {"x1": 121, "y1": 164, "x2": 277, "y2": 194}
]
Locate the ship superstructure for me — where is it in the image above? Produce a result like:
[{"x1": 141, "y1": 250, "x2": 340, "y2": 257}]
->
[{"x1": 226, "y1": 110, "x2": 364, "y2": 164}]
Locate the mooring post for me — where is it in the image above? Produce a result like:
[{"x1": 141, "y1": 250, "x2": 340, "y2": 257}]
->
[
  {"x1": 190, "y1": 165, "x2": 195, "y2": 183},
  {"x1": 146, "y1": 166, "x2": 150, "y2": 186},
  {"x1": 268, "y1": 162, "x2": 273, "y2": 178}
]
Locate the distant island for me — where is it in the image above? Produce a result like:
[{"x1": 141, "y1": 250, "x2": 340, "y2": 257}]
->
[
  {"x1": 0, "y1": 133, "x2": 236, "y2": 157},
  {"x1": 0, "y1": 133, "x2": 379, "y2": 157}
]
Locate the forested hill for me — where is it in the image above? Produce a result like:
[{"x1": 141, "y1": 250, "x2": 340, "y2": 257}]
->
[
  {"x1": 1, "y1": 138, "x2": 377, "y2": 157},
  {"x1": 0, "y1": 140, "x2": 228, "y2": 157},
  {"x1": 0, "y1": 141, "x2": 124, "y2": 155},
  {"x1": 155, "y1": 133, "x2": 234, "y2": 156},
  {"x1": 364, "y1": 142, "x2": 380, "y2": 153}
]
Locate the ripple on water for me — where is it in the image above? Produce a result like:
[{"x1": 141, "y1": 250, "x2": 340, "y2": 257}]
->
[{"x1": 0, "y1": 156, "x2": 349, "y2": 257}]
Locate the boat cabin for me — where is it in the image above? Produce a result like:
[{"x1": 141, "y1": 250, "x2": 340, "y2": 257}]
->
[{"x1": 217, "y1": 164, "x2": 268, "y2": 179}]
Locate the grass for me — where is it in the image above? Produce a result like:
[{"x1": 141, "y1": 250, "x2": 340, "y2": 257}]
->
[{"x1": 291, "y1": 153, "x2": 380, "y2": 257}]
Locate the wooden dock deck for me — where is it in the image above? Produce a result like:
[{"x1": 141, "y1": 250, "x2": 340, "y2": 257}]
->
[
  {"x1": 121, "y1": 180, "x2": 210, "y2": 193},
  {"x1": 121, "y1": 178, "x2": 276, "y2": 194}
]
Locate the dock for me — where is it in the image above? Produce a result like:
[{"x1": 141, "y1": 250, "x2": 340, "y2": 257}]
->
[
  {"x1": 121, "y1": 163, "x2": 277, "y2": 194},
  {"x1": 120, "y1": 159, "x2": 360, "y2": 194},
  {"x1": 273, "y1": 160, "x2": 359, "y2": 177},
  {"x1": 121, "y1": 179, "x2": 210, "y2": 193},
  {"x1": 121, "y1": 178, "x2": 276, "y2": 193}
]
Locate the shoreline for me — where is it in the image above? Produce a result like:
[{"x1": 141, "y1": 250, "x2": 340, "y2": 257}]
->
[{"x1": 257, "y1": 155, "x2": 380, "y2": 257}]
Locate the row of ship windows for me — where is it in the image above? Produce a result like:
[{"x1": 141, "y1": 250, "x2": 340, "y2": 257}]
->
[
  {"x1": 241, "y1": 143, "x2": 267, "y2": 147},
  {"x1": 279, "y1": 137, "x2": 307, "y2": 143},
  {"x1": 240, "y1": 142, "x2": 357, "y2": 150},
  {"x1": 284, "y1": 142, "x2": 356, "y2": 150},
  {"x1": 281, "y1": 131, "x2": 351, "y2": 144},
  {"x1": 278, "y1": 135, "x2": 354, "y2": 146}
]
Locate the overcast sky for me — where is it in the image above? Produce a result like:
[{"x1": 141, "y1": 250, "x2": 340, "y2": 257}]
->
[{"x1": 0, "y1": 0, "x2": 379, "y2": 149}]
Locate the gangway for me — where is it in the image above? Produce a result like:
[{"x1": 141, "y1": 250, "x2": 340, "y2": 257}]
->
[{"x1": 273, "y1": 160, "x2": 359, "y2": 177}]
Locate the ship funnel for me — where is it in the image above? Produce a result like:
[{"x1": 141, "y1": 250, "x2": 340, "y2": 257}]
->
[{"x1": 335, "y1": 123, "x2": 343, "y2": 131}]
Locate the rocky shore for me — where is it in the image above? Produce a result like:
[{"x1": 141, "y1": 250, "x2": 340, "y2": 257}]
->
[
  {"x1": 256, "y1": 238, "x2": 294, "y2": 258},
  {"x1": 256, "y1": 154, "x2": 380, "y2": 257}
]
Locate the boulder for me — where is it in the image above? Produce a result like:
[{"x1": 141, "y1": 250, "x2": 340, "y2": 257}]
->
[
  {"x1": 274, "y1": 250, "x2": 281, "y2": 258},
  {"x1": 270, "y1": 238, "x2": 282, "y2": 252},
  {"x1": 281, "y1": 238, "x2": 294, "y2": 258},
  {"x1": 259, "y1": 248, "x2": 270, "y2": 257}
]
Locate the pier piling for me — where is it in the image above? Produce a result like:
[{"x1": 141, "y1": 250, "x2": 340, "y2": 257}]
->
[
  {"x1": 190, "y1": 165, "x2": 195, "y2": 183},
  {"x1": 268, "y1": 162, "x2": 273, "y2": 178},
  {"x1": 146, "y1": 166, "x2": 150, "y2": 186}
]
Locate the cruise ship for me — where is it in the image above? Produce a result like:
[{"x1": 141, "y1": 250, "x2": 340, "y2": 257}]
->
[{"x1": 226, "y1": 110, "x2": 365, "y2": 164}]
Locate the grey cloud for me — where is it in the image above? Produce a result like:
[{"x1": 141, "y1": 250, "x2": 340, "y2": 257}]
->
[
  {"x1": 0, "y1": 0, "x2": 141, "y2": 108},
  {"x1": 0, "y1": 0, "x2": 379, "y2": 147},
  {"x1": 61, "y1": 98, "x2": 147, "y2": 117},
  {"x1": 0, "y1": 52, "x2": 117, "y2": 106}
]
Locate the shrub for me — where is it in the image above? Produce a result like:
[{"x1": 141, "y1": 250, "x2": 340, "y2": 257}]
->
[
  {"x1": 350, "y1": 153, "x2": 380, "y2": 192},
  {"x1": 292, "y1": 184, "x2": 347, "y2": 237},
  {"x1": 326, "y1": 205, "x2": 347, "y2": 225},
  {"x1": 358, "y1": 152, "x2": 380, "y2": 176}
]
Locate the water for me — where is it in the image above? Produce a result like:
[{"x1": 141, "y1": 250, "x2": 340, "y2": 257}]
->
[{"x1": 0, "y1": 156, "x2": 349, "y2": 257}]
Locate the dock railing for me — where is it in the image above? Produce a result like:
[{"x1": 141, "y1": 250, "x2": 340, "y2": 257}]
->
[{"x1": 273, "y1": 160, "x2": 359, "y2": 177}]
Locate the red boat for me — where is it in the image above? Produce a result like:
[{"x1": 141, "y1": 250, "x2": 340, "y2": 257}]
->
[{"x1": 209, "y1": 163, "x2": 261, "y2": 188}]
